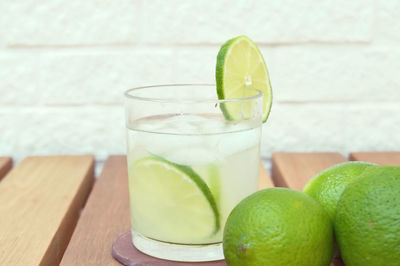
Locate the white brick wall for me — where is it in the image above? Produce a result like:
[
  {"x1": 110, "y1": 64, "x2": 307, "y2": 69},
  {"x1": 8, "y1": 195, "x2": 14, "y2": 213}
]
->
[
  {"x1": 0, "y1": 1, "x2": 139, "y2": 45},
  {"x1": 0, "y1": 0, "x2": 399, "y2": 171}
]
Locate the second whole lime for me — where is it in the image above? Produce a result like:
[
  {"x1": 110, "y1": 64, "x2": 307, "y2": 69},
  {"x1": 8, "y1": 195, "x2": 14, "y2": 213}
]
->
[
  {"x1": 223, "y1": 188, "x2": 333, "y2": 266},
  {"x1": 303, "y1": 161, "x2": 376, "y2": 220}
]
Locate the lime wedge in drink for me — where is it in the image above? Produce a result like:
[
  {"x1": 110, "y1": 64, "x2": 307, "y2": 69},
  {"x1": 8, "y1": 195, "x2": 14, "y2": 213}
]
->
[
  {"x1": 130, "y1": 156, "x2": 220, "y2": 243},
  {"x1": 216, "y1": 35, "x2": 272, "y2": 122},
  {"x1": 194, "y1": 163, "x2": 221, "y2": 210}
]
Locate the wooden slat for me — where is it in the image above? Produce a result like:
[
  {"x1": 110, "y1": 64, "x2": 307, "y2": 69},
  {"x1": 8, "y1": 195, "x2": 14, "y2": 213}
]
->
[
  {"x1": 0, "y1": 155, "x2": 94, "y2": 266},
  {"x1": 0, "y1": 157, "x2": 12, "y2": 181},
  {"x1": 60, "y1": 156, "x2": 129, "y2": 266},
  {"x1": 61, "y1": 157, "x2": 270, "y2": 265},
  {"x1": 271, "y1": 152, "x2": 347, "y2": 190},
  {"x1": 350, "y1": 152, "x2": 400, "y2": 165},
  {"x1": 258, "y1": 161, "x2": 274, "y2": 189}
]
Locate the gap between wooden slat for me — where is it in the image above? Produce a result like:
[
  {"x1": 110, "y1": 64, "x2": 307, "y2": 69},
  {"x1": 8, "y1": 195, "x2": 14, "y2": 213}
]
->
[
  {"x1": 0, "y1": 155, "x2": 94, "y2": 266},
  {"x1": 60, "y1": 156, "x2": 129, "y2": 266},
  {"x1": 271, "y1": 152, "x2": 347, "y2": 191},
  {"x1": 0, "y1": 157, "x2": 12, "y2": 181},
  {"x1": 258, "y1": 161, "x2": 274, "y2": 189}
]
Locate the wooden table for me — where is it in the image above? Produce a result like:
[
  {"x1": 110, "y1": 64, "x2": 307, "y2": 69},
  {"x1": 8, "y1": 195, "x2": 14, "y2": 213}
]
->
[{"x1": 0, "y1": 152, "x2": 399, "y2": 266}]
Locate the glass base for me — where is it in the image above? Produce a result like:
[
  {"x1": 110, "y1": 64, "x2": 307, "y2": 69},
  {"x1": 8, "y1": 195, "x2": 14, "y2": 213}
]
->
[{"x1": 131, "y1": 231, "x2": 224, "y2": 262}]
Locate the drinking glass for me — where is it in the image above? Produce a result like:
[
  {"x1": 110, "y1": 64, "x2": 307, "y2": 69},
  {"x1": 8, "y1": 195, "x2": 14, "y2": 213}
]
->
[{"x1": 124, "y1": 84, "x2": 263, "y2": 262}]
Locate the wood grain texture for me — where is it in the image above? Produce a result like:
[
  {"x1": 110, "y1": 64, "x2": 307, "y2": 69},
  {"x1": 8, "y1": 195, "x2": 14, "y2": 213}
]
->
[
  {"x1": 60, "y1": 156, "x2": 130, "y2": 266},
  {"x1": 61, "y1": 157, "x2": 270, "y2": 265},
  {"x1": 258, "y1": 161, "x2": 274, "y2": 189},
  {"x1": 350, "y1": 152, "x2": 400, "y2": 165},
  {"x1": 0, "y1": 157, "x2": 12, "y2": 181},
  {"x1": 271, "y1": 152, "x2": 347, "y2": 190},
  {"x1": 0, "y1": 155, "x2": 94, "y2": 266}
]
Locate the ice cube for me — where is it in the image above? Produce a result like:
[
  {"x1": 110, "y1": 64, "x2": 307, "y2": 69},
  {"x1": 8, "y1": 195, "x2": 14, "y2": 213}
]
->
[{"x1": 164, "y1": 147, "x2": 222, "y2": 166}]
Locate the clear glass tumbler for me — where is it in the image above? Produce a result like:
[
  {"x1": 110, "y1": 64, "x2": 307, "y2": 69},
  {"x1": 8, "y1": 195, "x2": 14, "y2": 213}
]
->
[{"x1": 124, "y1": 84, "x2": 263, "y2": 262}]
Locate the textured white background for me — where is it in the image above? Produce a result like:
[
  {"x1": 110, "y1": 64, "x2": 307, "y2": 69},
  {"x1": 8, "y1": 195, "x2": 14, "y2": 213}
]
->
[{"x1": 0, "y1": 0, "x2": 399, "y2": 171}]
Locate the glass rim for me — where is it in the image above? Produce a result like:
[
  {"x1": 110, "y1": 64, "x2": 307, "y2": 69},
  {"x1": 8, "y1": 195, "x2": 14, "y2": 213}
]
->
[{"x1": 124, "y1": 83, "x2": 263, "y2": 104}]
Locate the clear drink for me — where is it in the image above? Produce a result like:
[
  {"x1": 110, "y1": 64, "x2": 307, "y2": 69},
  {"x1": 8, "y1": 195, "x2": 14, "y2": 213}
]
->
[
  {"x1": 127, "y1": 114, "x2": 260, "y2": 244},
  {"x1": 124, "y1": 85, "x2": 263, "y2": 261}
]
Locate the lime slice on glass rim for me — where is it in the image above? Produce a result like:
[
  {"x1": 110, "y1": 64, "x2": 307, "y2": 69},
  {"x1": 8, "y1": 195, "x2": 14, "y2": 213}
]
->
[
  {"x1": 130, "y1": 156, "x2": 220, "y2": 243},
  {"x1": 216, "y1": 35, "x2": 272, "y2": 122}
]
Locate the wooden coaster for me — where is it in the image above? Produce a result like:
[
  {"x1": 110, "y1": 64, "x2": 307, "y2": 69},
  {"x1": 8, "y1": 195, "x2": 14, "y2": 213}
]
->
[{"x1": 111, "y1": 232, "x2": 226, "y2": 266}]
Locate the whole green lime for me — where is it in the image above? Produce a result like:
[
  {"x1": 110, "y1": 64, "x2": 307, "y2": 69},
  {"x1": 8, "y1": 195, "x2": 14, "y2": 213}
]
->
[
  {"x1": 223, "y1": 188, "x2": 333, "y2": 266},
  {"x1": 334, "y1": 166, "x2": 400, "y2": 266},
  {"x1": 303, "y1": 161, "x2": 376, "y2": 220}
]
